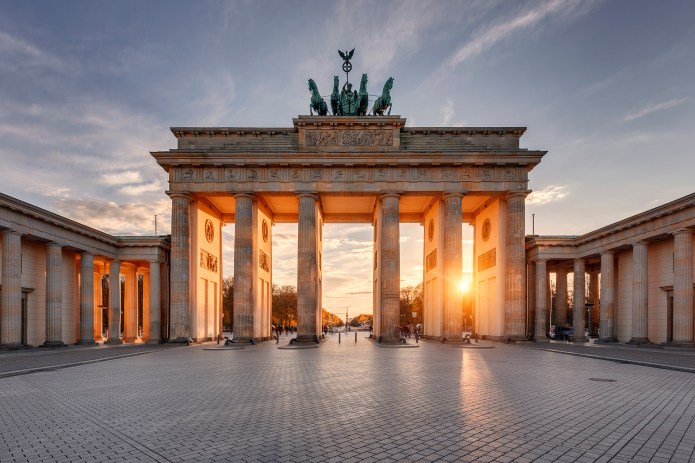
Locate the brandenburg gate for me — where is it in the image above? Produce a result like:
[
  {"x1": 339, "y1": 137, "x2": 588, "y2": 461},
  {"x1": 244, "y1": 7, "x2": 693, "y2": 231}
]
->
[{"x1": 151, "y1": 115, "x2": 545, "y2": 344}]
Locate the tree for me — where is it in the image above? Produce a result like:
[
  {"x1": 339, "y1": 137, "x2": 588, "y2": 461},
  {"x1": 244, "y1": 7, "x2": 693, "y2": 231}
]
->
[
  {"x1": 272, "y1": 284, "x2": 297, "y2": 326},
  {"x1": 400, "y1": 283, "x2": 423, "y2": 325},
  {"x1": 222, "y1": 276, "x2": 233, "y2": 331}
]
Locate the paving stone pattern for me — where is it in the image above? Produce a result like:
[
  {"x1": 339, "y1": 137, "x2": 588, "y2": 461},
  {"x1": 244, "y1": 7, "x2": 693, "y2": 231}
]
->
[{"x1": 1, "y1": 337, "x2": 694, "y2": 462}]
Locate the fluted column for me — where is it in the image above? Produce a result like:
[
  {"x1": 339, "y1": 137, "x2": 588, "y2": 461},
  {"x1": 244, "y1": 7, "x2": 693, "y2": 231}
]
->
[
  {"x1": 378, "y1": 193, "x2": 401, "y2": 343},
  {"x1": 598, "y1": 251, "x2": 617, "y2": 342},
  {"x1": 442, "y1": 193, "x2": 463, "y2": 340},
  {"x1": 505, "y1": 191, "x2": 527, "y2": 340},
  {"x1": 672, "y1": 230, "x2": 693, "y2": 346},
  {"x1": 105, "y1": 260, "x2": 122, "y2": 344},
  {"x1": 1, "y1": 230, "x2": 23, "y2": 348},
  {"x1": 527, "y1": 261, "x2": 536, "y2": 338},
  {"x1": 629, "y1": 241, "x2": 650, "y2": 344},
  {"x1": 555, "y1": 269, "x2": 568, "y2": 329},
  {"x1": 570, "y1": 259, "x2": 588, "y2": 342},
  {"x1": 77, "y1": 252, "x2": 95, "y2": 345},
  {"x1": 123, "y1": 266, "x2": 138, "y2": 342},
  {"x1": 42, "y1": 242, "x2": 66, "y2": 347},
  {"x1": 233, "y1": 193, "x2": 255, "y2": 342},
  {"x1": 169, "y1": 192, "x2": 191, "y2": 342},
  {"x1": 534, "y1": 260, "x2": 549, "y2": 342},
  {"x1": 147, "y1": 260, "x2": 161, "y2": 344},
  {"x1": 296, "y1": 193, "x2": 320, "y2": 343}
]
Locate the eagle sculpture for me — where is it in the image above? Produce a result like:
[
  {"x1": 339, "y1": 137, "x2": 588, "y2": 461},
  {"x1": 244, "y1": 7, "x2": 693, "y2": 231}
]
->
[{"x1": 338, "y1": 48, "x2": 355, "y2": 61}]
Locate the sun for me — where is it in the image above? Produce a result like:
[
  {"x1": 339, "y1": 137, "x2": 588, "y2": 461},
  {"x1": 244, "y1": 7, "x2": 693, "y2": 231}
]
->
[{"x1": 459, "y1": 276, "x2": 472, "y2": 293}]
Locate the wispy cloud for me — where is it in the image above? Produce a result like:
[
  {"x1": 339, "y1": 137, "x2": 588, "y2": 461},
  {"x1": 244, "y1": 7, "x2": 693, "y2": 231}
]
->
[
  {"x1": 527, "y1": 185, "x2": 568, "y2": 206},
  {"x1": 0, "y1": 29, "x2": 63, "y2": 70},
  {"x1": 623, "y1": 98, "x2": 690, "y2": 122},
  {"x1": 101, "y1": 171, "x2": 143, "y2": 186},
  {"x1": 449, "y1": 0, "x2": 595, "y2": 67}
]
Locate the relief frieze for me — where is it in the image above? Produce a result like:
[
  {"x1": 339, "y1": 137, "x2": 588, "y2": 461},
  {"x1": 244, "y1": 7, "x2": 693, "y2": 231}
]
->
[
  {"x1": 426, "y1": 249, "x2": 437, "y2": 272},
  {"x1": 259, "y1": 250, "x2": 270, "y2": 272},
  {"x1": 200, "y1": 249, "x2": 218, "y2": 273},
  {"x1": 478, "y1": 248, "x2": 496, "y2": 272},
  {"x1": 305, "y1": 129, "x2": 393, "y2": 147}
]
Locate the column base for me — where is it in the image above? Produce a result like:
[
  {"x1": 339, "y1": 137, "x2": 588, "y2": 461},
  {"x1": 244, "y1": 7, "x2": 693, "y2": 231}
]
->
[
  {"x1": 169, "y1": 337, "x2": 193, "y2": 345},
  {"x1": 596, "y1": 337, "x2": 618, "y2": 343},
  {"x1": 145, "y1": 339, "x2": 162, "y2": 345},
  {"x1": 104, "y1": 338, "x2": 123, "y2": 345},
  {"x1": 626, "y1": 337, "x2": 651, "y2": 345},
  {"x1": 533, "y1": 337, "x2": 551, "y2": 343},
  {"x1": 293, "y1": 335, "x2": 321, "y2": 344},
  {"x1": 569, "y1": 336, "x2": 589, "y2": 343},
  {"x1": 376, "y1": 335, "x2": 402, "y2": 344},
  {"x1": 666, "y1": 341, "x2": 695, "y2": 348},
  {"x1": 0, "y1": 343, "x2": 30, "y2": 351},
  {"x1": 40, "y1": 341, "x2": 68, "y2": 348},
  {"x1": 75, "y1": 340, "x2": 97, "y2": 346},
  {"x1": 122, "y1": 337, "x2": 138, "y2": 343}
]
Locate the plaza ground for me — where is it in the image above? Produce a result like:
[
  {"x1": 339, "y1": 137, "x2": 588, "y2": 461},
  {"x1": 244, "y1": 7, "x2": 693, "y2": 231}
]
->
[{"x1": 1, "y1": 336, "x2": 694, "y2": 463}]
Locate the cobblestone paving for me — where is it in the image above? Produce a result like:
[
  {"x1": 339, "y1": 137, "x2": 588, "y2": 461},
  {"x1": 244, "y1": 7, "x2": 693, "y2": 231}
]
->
[{"x1": 1, "y1": 336, "x2": 694, "y2": 462}]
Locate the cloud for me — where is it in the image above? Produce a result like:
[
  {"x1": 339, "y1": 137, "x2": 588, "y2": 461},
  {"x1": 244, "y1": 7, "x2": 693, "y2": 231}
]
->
[
  {"x1": 449, "y1": 0, "x2": 595, "y2": 67},
  {"x1": 0, "y1": 29, "x2": 63, "y2": 71},
  {"x1": 101, "y1": 171, "x2": 143, "y2": 186},
  {"x1": 623, "y1": 98, "x2": 690, "y2": 122},
  {"x1": 527, "y1": 185, "x2": 568, "y2": 206},
  {"x1": 49, "y1": 197, "x2": 171, "y2": 236}
]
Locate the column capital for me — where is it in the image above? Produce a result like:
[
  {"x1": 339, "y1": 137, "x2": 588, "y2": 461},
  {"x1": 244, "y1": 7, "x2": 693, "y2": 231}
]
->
[
  {"x1": 234, "y1": 192, "x2": 255, "y2": 200},
  {"x1": 506, "y1": 190, "x2": 530, "y2": 200},
  {"x1": 534, "y1": 258, "x2": 548, "y2": 264},
  {"x1": 673, "y1": 228, "x2": 693, "y2": 237},
  {"x1": 574, "y1": 257, "x2": 586, "y2": 264},
  {"x1": 631, "y1": 240, "x2": 648, "y2": 248},
  {"x1": 46, "y1": 241, "x2": 64, "y2": 249},
  {"x1": 296, "y1": 192, "x2": 319, "y2": 200},
  {"x1": 600, "y1": 250, "x2": 615, "y2": 256},
  {"x1": 442, "y1": 191, "x2": 464, "y2": 200},
  {"x1": 1, "y1": 229, "x2": 22, "y2": 238},
  {"x1": 166, "y1": 191, "x2": 191, "y2": 201},
  {"x1": 79, "y1": 250, "x2": 94, "y2": 257},
  {"x1": 379, "y1": 191, "x2": 402, "y2": 200}
]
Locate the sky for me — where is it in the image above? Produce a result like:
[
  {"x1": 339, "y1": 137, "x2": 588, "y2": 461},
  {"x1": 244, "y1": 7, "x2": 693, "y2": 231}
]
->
[{"x1": 1, "y1": 0, "x2": 694, "y2": 317}]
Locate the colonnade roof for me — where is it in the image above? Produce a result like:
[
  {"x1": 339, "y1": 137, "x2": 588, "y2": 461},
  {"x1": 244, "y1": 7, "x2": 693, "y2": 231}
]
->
[
  {"x1": 526, "y1": 192, "x2": 695, "y2": 262},
  {"x1": 0, "y1": 192, "x2": 169, "y2": 260}
]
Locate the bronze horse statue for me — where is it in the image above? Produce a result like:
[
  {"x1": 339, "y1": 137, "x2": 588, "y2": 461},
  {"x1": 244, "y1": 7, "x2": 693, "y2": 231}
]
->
[
  {"x1": 330, "y1": 76, "x2": 340, "y2": 115},
  {"x1": 357, "y1": 73, "x2": 369, "y2": 116},
  {"x1": 308, "y1": 79, "x2": 328, "y2": 116},
  {"x1": 371, "y1": 77, "x2": 394, "y2": 116}
]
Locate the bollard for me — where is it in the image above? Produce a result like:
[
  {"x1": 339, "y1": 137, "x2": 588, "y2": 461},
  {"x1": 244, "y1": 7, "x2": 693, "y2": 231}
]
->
[
  {"x1": 355, "y1": 332, "x2": 357, "y2": 343},
  {"x1": 339, "y1": 332, "x2": 341, "y2": 343}
]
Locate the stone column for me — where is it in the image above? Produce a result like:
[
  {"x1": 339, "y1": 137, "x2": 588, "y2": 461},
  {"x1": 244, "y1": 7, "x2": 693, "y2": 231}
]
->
[
  {"x1": 442, "y1": 193, "x2": 463, "y2": 341},
  {"x1": 1, "y1": 230, "x2": 23, "y2": 348},
  {"x1": 147, "y1": 260, "x2": 161, "y2": 344},
  {"x1": 169, "y1": 192, "x2": 191, "y2": 343},
  {"x1": 534, "y1": 260, "x2": 549, "y2": 342},
  {"x1": 555, "y1": 269, "x2": 568, "y2": 329},
  {"x1": 629, "y1": 241, "x2": 650, "y2": 344},
  {"x1": 505, "y1": 191, "x2": 527, "y2": 340},
  {"x1": 296, "y1": 193, "x2": 320, "y2": 343},
  {"x1": 379, "y1": 193, "x2": 401, "y2": 343},
  {"x1": 672, "y1": 230, "x2": 693, "y2": 346},
  {"x1": 233, "y1": 193, "x2": 255, "y2": 343},
  {"x1": 77, "y1": 252, "x2": 95, "y2": 345},
  {"x1": 570, "y1": 259, "x2": 588, "y2": 342},
  {"x1": 527, "y1": 261, "x2": 536, "y2": 338},
  {"x1": 123, "y1": 266, "x2": 138, "y2": 342},
  {"x1": 598, "y1": 251, "x2": 617, "y2": 342},
  {"x1": 42, "y1": 242, "x2": 66, "y2": 347},
  {"x1": 105, "y1": 260, "x2": 122, "y2": 344}
]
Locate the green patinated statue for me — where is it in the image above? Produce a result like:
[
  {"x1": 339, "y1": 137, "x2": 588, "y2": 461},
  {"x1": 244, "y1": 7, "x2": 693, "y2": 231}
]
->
[
  {"x1": 308, "y1": 49, "x2": 395, "y2": 116},
  {"x1": 371, "y1": 77, "x2": 394, "y2": 116},
  {"x1": 308, "y1": 79, "x2": 328, "y2": 116}
]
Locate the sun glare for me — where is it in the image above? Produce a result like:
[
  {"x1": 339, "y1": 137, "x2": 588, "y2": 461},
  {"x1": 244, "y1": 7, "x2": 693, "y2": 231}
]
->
[{"x1": 459, "y1": 276, "x2": 472, "y2": 293}]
